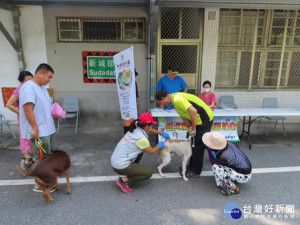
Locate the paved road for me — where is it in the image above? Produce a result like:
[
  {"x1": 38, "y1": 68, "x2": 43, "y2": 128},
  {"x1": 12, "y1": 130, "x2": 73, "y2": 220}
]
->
[{"x1": 0, "y1": 121, "x2": 299, "y2": 225}]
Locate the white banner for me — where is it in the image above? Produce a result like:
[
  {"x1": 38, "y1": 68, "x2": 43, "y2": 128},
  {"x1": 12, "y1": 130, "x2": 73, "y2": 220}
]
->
[{"x1": 113, "y1": 47, "x2": 137, "y2": 126}]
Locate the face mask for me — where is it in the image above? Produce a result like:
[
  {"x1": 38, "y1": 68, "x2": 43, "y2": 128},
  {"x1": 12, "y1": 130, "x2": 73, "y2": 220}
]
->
[{"x1": 203, "y1": 88, "x2": 210, "y2": 93}]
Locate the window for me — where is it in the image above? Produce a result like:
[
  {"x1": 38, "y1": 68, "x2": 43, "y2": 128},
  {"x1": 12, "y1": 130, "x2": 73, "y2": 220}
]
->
[
  {"x1": 57, "y1": 17, "x2": 146, "y2": 42},
  {"x1": 216, "y1": 9, "x2": 300, "y2": 90},
  {"x1": 58, "y1": 18, "x2": 81, "y2": 41},
  {"x1": 160, "y1": 8, "x2": 201, "y2": 40}
]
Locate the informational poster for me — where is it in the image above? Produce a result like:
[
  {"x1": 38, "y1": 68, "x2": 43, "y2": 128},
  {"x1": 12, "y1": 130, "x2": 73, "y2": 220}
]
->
[
  {"x1": 157, "y1": 116, "x2": 239, "y2": 142},
  {"x1": 158, "y1": 117, "x2": 189, "y2": 141},
  {"x1": 1, "y1": 87, "x2": 16, "y2": 106},
  {"x1": 82, "y1": 51, "x2": 118, "y2": 83},
  {"x1": 211, "y1": 116, "x2": 239, "y2": 142},
  {"x1": 113, "y1": 47, "x2": 137, "y2": 126}
]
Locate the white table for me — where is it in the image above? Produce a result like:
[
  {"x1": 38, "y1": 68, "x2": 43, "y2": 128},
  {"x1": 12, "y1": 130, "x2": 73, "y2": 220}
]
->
[{"x1": 150, "y1": 108, "x2": 300, "y2": 149}]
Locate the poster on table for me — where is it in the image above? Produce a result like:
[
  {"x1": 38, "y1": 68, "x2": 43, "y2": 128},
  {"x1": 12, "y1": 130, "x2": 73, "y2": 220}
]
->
[
  {"x1": 158, "y1": 116, "x2": 239, "y2": 142},
  {"x1": 212, "y1": 116, "x2": 239, "y2": 142},
  {"x1": 158, "y1": 117, "x2": 190, "y2": 141},
  {"x1": 113, "y1": 46, "x2": 137, "y2": 127}
]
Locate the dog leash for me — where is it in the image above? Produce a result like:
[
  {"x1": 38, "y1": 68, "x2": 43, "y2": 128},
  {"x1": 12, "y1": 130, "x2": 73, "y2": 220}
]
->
[
  {"x1": 34, "y1": 137, "x2": 47, "y2": 160},
  {"x1": 186, "y1": 132, "x2": 195, "y2": 147}
]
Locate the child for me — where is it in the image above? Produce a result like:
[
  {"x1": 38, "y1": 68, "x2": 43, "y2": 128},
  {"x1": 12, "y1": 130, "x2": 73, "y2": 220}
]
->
[
  {"x1": 111, "y1": 112, "x2": 169, "y2": 193},
  {"x1": 202, "y1": 132, "x2": 252, "y2": 195}
]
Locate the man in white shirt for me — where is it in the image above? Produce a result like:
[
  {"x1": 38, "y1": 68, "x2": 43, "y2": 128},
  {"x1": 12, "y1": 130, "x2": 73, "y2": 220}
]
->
[{"x1": 19, "y1": 63, "x2": 57, "y2": 192}]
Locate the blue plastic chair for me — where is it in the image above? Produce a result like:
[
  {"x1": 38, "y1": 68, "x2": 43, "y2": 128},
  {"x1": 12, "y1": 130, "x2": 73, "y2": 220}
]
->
[
  {"x1": 0, "y1": 112, "x2": 16, "y2": 139},
  {"x1": 220, "y1": 96, "x2": 238, "y2": 109},
  {"x1": 262, "y1": 98, "x2": 286, "y2": 136},
  {"x1": 57, "y1": 97, "x2": 80, "y2": 134}
]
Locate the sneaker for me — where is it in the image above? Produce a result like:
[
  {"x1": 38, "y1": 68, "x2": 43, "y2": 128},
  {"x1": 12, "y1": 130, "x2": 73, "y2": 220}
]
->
[
  {"x1": 116, "y1": 177, "x2": 132, "y2": 193},
  {"x1": 186, "y1": 170, "x2": 200, "y2": 178},
  {"x1": 33, "y1": 186, "x2": 56, "y2": 193}
]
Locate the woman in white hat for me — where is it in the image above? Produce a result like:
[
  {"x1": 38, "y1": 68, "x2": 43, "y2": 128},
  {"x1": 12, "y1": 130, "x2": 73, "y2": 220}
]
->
[{"x1": 202, "y1": 132, "x2": 252, "y2": 195}]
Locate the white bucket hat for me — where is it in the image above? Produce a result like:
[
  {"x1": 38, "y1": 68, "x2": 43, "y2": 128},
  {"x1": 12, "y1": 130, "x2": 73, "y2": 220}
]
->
[{"x1": 202, "y1": 132, "x2": 227, "y2": 150}]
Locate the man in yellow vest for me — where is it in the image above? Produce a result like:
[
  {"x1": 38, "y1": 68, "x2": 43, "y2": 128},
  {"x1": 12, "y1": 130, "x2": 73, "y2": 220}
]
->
[{"x1": 155, "y1": 91, "x2": 214, "y2": 178}]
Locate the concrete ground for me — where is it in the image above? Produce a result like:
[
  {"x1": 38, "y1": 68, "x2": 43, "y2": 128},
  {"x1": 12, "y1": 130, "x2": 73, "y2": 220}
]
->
[{"x1": 0, "y1": 119, "x2": 299, "y2": 225}]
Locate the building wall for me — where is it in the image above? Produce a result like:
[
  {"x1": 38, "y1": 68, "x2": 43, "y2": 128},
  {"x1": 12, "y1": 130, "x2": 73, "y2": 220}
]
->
[
  {"x1": 20, "y1": 6, "x2": 48, "y2": 73},
  {"x1": 0, "y1": 9, "x2": 20, "y2": 122},
  {"x1": 201, "y1": 8, "x2": 300, "y2": 123},
  {"x1": 0, "y1": 6, "x2": 47, "y2": 123},
  {"x1": 43, "y1": 6, "x2": 149, "y2": 120}
]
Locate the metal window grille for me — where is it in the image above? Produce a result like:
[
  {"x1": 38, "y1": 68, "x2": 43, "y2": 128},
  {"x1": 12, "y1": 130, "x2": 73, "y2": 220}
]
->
[
  {"x1": 58, "y1": 18, "x2": 81, "y2": 41},
  {"x1": 182, "y1": 8, "x2": 201, "y2": 39},
  {"x1": 160, "y1": 8, "x2": 201, "y2": 40},
  {"x1": 158, "y1": 8, "x2": 203, "y2": 94},
  {"x1": 161, "y1": 45, "x2": 198, "y2": 74},
  {"x1": 218, "y1": 9, "x2": 264, "y2": 46},
  {"x1": 269, "y1": 10, "x2": 300, "y2": 47},
  {"x1": 57, "y1": 17, "x2": 145, "y2": 42},
  {"x1": 160, "y1": 8, "x2": 180, "y2": 39},
  {"x1": 216, "y1": 9, "x2": 300, "y2": 90}
]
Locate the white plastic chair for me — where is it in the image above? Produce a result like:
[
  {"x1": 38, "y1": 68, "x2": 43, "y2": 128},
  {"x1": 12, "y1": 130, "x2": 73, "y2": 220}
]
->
[
  {"x1": 57, "y1": 97, "x2": 80, "y2": 134},
  {"x1": 262, "y1": 98, "x2": 286, "y2": 136},
  {"x1": 0, "y1": 112, "x2": 16, "y2": 139}
]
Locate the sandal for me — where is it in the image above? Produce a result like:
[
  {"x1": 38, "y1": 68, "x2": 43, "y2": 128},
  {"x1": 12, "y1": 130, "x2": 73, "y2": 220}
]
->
[{"x1": 221, "y1": 186, "x2": 240, "y2": 195}]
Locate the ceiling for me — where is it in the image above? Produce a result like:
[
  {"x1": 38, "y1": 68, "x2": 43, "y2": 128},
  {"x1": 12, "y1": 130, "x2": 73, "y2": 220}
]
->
[
  {"x1": 2, "y1": 0, "x2": 300, "y2": 9},
  {"x1": 2, "y1": 0, "x2": 150, "y2": 7}
]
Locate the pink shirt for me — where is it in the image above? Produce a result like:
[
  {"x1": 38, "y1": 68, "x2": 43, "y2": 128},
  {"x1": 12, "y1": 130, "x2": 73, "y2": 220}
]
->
[
  {"x1": 12, "y1": 86, "x2": 21, "y2": 108},
  {"x1": 198, "y1": 92, "x2": 216, "y2": 109}
]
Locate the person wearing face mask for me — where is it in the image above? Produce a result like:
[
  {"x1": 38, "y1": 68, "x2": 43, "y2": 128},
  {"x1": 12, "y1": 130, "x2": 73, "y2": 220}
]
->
[{"x1": 198, "y1": 80, "x2": 216, "y2": 109}]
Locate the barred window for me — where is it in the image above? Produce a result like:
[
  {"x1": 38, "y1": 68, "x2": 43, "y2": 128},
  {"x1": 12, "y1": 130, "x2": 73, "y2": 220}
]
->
[
  {"x1": 57, "y1": 17, "x2": 145, "y2": 42},
  {"x1": 160, "y1": 8, "x2": 201, "y2": 40},
  {"x1": 216, "y1": 9, "x2": 300, "y2": 90}
]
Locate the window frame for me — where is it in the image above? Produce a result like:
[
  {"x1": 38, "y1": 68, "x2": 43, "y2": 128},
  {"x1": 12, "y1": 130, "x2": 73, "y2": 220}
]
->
[
  {"x1": 216, "y1": 9, "x2": 300, "y2": 91},
  {"x1": 57, "y1": 17, "x2": 146, "y2": 43}
]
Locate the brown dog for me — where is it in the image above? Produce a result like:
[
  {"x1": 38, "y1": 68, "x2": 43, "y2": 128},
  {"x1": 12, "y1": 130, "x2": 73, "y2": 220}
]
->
[{"x1": 16, "y1": 150, "x2": 71, "y2": 202}]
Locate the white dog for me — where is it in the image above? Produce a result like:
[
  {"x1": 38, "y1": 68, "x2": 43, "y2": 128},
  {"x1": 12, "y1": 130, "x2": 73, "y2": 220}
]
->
[{"x1": 157, "y1": 139, "x2": 192, "y2": 181}]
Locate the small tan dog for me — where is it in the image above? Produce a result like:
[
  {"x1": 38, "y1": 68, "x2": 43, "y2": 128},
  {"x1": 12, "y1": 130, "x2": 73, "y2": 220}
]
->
[
  {"x1": 157, "y1": 139, "x2": 192, "y2": 181},
  {"x1": 20, "y1": 156, "x2": 35, "y2": 171}
]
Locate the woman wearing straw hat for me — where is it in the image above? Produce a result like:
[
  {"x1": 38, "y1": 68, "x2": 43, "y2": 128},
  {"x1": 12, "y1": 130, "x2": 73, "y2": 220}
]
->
[
  {"x1": 202, "y1": 132, "x2": 252, "y2": 195},
  {"x1": 111, "y1": 112, "x2": 170, "y2": 193}
]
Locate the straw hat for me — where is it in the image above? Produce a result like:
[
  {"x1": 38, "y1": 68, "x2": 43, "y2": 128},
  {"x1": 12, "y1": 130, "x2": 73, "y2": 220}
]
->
[{"x1": 202, "y1": 132, "x2": 227, "y2": 150}]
